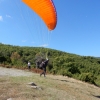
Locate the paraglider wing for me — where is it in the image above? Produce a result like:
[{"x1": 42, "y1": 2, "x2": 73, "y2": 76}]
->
[{"x1": 22, "y1": 0, "x2": 57, "y2": 30}]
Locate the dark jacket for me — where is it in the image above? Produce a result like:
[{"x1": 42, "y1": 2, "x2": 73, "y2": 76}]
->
[
  {"x1": 40, "y1": 59, "x2": 49, "y2": 77},
  {"x1": 40, "y1": 59, "x2": 49, "y2": 69}
]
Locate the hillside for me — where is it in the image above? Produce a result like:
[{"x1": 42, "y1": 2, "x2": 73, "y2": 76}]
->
[
  {"x1": 0, "y1": 67, "x2": 100, "y2": 100},
  {"x1": 0, "y1": 43, "x2": 100, "y2": 86}
]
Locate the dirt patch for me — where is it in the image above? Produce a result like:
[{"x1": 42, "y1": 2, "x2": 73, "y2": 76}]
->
[{"x1": 0, "y1": 67, "x2": 33, "y2": 77}]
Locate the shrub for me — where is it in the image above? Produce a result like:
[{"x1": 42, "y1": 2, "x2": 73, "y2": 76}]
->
[{"x1": 79, "y1": 73, "x2": 97, "y2": 84}]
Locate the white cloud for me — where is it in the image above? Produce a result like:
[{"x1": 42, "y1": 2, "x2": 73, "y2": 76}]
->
[
  {"x1": 22, "y1": 40, "x2": 26, "y2": 42},
  {"x1": 6, "y1": 14, "x2": 12, "y2": 18},
  {"x1": 40, "y1": 44, "x2": 48, "y2": 47},
  {"x1": 0, "y1": 16, "x2": 3, "y2": 21}
]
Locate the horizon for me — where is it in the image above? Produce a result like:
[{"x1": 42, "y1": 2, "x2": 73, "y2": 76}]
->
[{"x1": 0, "y1": 42, "x2": 99, "y2": 58}]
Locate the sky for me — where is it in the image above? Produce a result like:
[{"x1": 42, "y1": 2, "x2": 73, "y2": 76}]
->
[{"x1": 0, "y1": 0, "x2": 100, "y2": 57}]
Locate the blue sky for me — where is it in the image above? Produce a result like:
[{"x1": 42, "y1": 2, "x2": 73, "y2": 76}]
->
[{"x1": 0, "y1": 0, "x2": 100, "y2": 57}]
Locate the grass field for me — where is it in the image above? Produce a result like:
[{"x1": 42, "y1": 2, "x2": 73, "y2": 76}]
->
[{"x1": 0, "y1": 67, "x2": 100, "y2": 100}]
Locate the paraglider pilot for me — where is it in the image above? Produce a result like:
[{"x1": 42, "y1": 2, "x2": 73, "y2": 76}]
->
[
  {"x1": 36, "y1": 58, "x2": 49, "y2": 77},
  {"x1": 40, "y1": 58, "x2": 49, "y2": 77}
]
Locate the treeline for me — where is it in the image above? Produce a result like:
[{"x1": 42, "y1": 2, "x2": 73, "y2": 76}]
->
[{"x1": 0, "y1": 43, "x2": 100, "y2": 86}]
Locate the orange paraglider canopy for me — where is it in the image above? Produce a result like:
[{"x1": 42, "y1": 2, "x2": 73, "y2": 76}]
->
[{"x1": 22, "y1": 0, "x2": 57, "y2": 30}]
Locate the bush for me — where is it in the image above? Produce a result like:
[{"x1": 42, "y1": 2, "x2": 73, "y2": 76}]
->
[{"x1": 79, "y1": 73, "x2": 97, "y2": 84}]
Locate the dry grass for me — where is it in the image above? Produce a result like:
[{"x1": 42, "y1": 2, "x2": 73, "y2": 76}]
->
[{"x1": 0, "y1": 69, "x2": 100, "y2": 100}]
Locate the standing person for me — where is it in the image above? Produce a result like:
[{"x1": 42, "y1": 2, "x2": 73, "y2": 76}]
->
[
  {"x1": 28, "y1": 61, "x2": 31, "y2": 70},
  {"x1": 40, "y1": 59, "x2": 49, "y2": 77}
]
